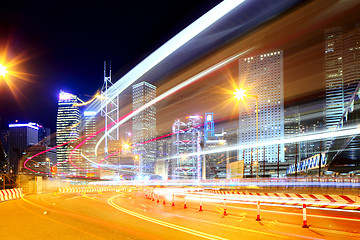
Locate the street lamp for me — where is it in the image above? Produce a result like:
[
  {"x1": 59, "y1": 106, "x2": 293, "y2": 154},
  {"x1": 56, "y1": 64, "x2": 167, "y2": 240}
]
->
[
  {"x1": 234, "y1": 88, "x2": 259, "y2": 177},
  {"x1": 0, "y1": 64, "x2": 8, "y2": 77}
]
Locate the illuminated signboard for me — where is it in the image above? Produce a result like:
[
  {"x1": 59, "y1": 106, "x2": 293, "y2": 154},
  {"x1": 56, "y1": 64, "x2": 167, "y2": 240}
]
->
[
  {"x1": 204, "y1": 113, "x2": 214, "y2": 141},
  {"x1": 286, "y1": 152, "x2": 327, "y2": 174}
]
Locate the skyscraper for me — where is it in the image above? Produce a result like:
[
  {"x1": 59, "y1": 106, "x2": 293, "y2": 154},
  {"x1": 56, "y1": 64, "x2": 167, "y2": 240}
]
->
[
  {"x1": 325, "y1": 26, "x2": 360, "y2": 132},
  {"x1": 171, "y1": 116, "x2": 202, "y2": 180},
  {"x1": 238, "y1": 50, "x2": 284, "y2": 176},
  {"x1": 80, "y1": 111, "x2": 99, "y2": 178},
  {"x1": 132, "y1": 82, "x2": 156, "y2": 177},
  {"x1": 56, "y1": 91, "x2": 82, "y2": 176},
  {"x1": 9, "y1": 122, "x2": 39, "y2": 174},
  {"x1": 325, "y1": 26, "x2": 360, "y2": 152},
  {"x1": 325, "y1": 27, "x2": 345, "y2": 132}
]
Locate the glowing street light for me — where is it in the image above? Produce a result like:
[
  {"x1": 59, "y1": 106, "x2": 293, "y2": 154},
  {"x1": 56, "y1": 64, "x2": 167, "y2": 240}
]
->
[
  {"x1": 0, "y1": 64, "x2": 8, "y2": 77},
  {"x1": 123, "y1": 143, "x2": 130, "y2": 151},
  {"x1": 233, "y1": 88, "x2": 246, "y2": 100}
]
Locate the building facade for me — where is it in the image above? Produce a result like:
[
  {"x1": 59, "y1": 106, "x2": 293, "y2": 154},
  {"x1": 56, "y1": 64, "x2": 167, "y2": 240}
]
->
[
  {"x1": 79, "y1": 110, "x2": 99, "y2": 178},
  {"x1": 171, "y1": 116, "x2": 202, "y2": 180},
  {"x1": 132, "y1": 82, "x2": 157, "y2": 177},
  {"x1": 9, "y1": 123, "x2": 39, "y2": 174},
  {"x1": 238, "y1": 50, "x2": 284, "y2": 177},
  {"x1": 56, "y1": 91, "x2": 82, "y2": 176},
  {"x1": 325, "y1": 26, "x2": 360, "y2": 134}
]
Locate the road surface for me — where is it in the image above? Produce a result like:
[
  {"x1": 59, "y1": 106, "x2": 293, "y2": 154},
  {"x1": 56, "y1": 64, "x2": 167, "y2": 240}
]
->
[{"x1": 1, "y1": 188, "x2": 359, "y2": 239}]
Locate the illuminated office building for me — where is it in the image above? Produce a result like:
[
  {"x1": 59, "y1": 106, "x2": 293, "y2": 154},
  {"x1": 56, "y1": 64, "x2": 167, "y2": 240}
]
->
[
  {"x1": 325, "y1": 27, "x2": 345, "y2": 132},
  {"x1": 238, "y1": 51, "x2": 284, "y2": 176},
  {"x1": 132, "y1": 82, "x2": 157, "y2": 176},
  {"x1": 56, "y1": 91, "x2": 82, "y2": 176},
  {"x1": 80, "y1": 111, "x2": 99, "y2": 177},
  {"x1": 9, "y1": 122, "x2": 39, "y2": 174},
  {"x1": 325, "y1": 27, "x2": 360, "y2": 131},
  {"x1": 171, "y1": 116, "x2": 202, "y2": 180}
]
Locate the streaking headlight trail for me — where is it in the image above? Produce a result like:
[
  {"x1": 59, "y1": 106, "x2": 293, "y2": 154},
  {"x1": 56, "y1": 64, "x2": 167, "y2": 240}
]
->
[
  {"x1": 164, "y1": 125, "x2": 360, "y2": 160},
  {"x1": 94, "y1": 48, "x2": 252, "y2": 155},
  {"x1": 86, "y1": 0, "x2": 245, "y2": 114}
]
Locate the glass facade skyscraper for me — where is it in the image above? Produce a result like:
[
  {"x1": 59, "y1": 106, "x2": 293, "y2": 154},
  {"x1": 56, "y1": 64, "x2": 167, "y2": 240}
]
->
[
  {"x1": 132, "y1": 82, "x2": 157, "y2": 176},
  {"x1": 325, "y1": 26, "x2": 360, "y2": 148},
  {"x1": 56, "y1": 91, "x2": 82, "y2": 176},
  {"x1": 9, "y1": 123, "x2": 39, "y2": 174},
  {"x1": 238, "y1": 51, "x2": 284, "y2": 175}
]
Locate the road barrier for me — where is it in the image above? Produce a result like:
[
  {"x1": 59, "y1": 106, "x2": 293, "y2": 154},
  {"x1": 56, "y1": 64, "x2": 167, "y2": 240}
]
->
[
  {"x1": 256, "y1": 201, "x2": 261, "y2": 221},
  {"x1": 302, "y1": 204, "x2": 309, "y2": 228},
  {"x1": 0, "y1": 188, "x2": 23, "y2": 202},
  {"x1": 223, "y1": 198, "x2": 227, "y2": 216},
  {"x1": 199, "y1": 196, "x2": 203, "y2": 211},
  {"x1": 210, "y1": 190, "x2": 360, "y2": 210},
  {"x1": 58, "y1": 186, "x2": 124, "y2": 193},
  {"x1": 143, "y1": 189, "x2": 360, "y2": 228}
]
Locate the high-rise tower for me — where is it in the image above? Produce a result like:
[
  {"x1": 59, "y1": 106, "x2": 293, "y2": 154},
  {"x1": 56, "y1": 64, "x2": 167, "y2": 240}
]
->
[
  {"x1": 325, "y1": 27, "x2": 345, "y2": 132},
  {"x1": 9, "y1": 122, "x2": 39, "y2": 174},
  {"x1": 101, "y1": 62, "x2": 119, "y2": 156},
  {"x1": 132, "y1": 82, "x2": 157, "y2": 177},
  {"x1": 56, "y1": 91, "x2": 82, "y2": 176},
  {"x1": 325, "y1": 26, "x2": 360, "y2": 147},
  {"x1": 238, "y1": 50, "x2": 284, "y2": 176}
]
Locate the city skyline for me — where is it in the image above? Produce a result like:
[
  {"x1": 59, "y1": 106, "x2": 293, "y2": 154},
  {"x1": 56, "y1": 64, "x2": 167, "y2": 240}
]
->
[
  {"x1": 1, "y1": 2, "x2": 360, "y2": 238},
  {"x1": 0, "y1": 1, "x2": 359, "y2": 179}
]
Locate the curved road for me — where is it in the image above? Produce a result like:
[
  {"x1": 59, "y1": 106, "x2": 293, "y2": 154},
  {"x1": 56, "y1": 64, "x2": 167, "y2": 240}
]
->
[{"x1": 1, "y1": 189, "x2": 359, "y2": 239}]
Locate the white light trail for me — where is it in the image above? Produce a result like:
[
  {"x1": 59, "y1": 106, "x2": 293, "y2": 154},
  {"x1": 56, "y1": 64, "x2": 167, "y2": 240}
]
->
[
  {"x1": 87, "y1": 0, "x2": 245, "y2": 114},
  {"x1": 94, "y1": 49, "x2": 251, "y2": 155},
  {"x1": 164, "y1": 125, "x2": 360, "y2": 160}
]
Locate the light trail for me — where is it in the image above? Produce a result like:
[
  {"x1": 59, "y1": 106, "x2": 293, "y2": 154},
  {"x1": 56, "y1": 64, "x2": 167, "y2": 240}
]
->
[
  {"x1": 87, "y1": 0, "x2": 245, "y2": 115},
  {"x1": 73, "y1": 94, "x2": 103, "y2": 107},
  {"x1": 23, "y1": 137, "x2": 86, "y2": 175},
  {"x1": 163, "y1": 125, "x2": 360, "y2": 160},
  {"x1": 150, "y1": 189, "x2": 360, "y2": 217},
  {"x1": 95, "y1": 48, "x2": 252, "y2": 155},
  {"x1": 108, "y1": 195, "x2": 229, "y2": 240}
]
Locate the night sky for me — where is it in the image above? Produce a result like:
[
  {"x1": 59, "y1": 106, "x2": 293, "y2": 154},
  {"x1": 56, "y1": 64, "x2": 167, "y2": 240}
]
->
[{"x1": 0, "y1": 0, "x2": 222, "y2": 131}]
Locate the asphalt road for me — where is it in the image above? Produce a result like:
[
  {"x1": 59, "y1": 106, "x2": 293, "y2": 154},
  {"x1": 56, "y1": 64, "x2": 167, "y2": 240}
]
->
[{"x1": 0, "y1": 188, "x2": 359, "y2": 239}]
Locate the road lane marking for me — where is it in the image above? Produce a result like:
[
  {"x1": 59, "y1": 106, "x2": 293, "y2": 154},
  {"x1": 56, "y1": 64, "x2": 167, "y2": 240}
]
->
[
  {"x1": 20, "y1": 195, "x2": 106, "y2": 240},
  {"x1": 81, "y1": 192, "x2": 97, "y2": 200},
  {"x1": 108, "y1": 195, "x2": 229, "y2": 240},
  {"x1": 66, "y1": 196, "x2": 82, "y2": 200}
]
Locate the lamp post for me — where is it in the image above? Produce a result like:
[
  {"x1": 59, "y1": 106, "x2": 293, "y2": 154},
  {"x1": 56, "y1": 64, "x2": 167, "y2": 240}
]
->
[{"x1": 234, "y1": 88, "x2": 259, "y2": 177}]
